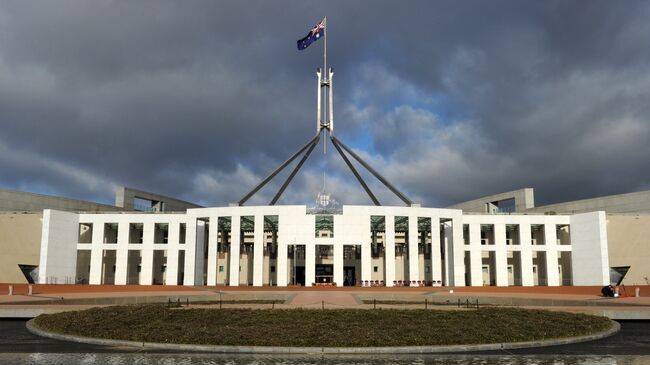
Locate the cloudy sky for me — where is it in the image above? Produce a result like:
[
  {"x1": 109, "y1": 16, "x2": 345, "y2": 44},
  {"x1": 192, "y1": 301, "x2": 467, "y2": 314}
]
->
[{"x1": 1, "y1": 1, "x2": 649, "y2": 208}]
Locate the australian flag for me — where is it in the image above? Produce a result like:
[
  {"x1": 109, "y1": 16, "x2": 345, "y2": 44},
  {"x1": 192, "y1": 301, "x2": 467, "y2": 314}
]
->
[{"x1": 297, "y1": 18, "x2": 325, "y2": 50}]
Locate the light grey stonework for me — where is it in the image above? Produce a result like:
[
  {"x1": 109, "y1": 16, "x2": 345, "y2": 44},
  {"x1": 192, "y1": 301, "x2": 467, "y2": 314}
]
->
[{"x1": 0, "y1": 188, "x2": 122, "y2": 212}]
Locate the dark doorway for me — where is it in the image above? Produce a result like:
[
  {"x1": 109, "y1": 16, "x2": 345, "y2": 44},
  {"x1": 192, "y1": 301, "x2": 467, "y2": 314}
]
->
[
  {"x1": 343, "y1": 266, "x2": 356, "y2": 286},
  {"x1": 295, "y1": 266, "x2": 305, "y2": 286},
  {"x1": 316, "y1": 264, "x2": 333, "y2": 284},
  {"x1": 18, "y1": 264, "x2": 38, "y2": 284}
]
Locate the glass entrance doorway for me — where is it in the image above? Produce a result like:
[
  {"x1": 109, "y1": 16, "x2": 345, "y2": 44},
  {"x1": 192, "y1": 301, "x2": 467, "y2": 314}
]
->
[
  {"x1": 294, "y1": 266, "x2": 305, "y2": 286},
  {"x1": 343, "y1": 266, "x2": 356, "y2": 286},
  {"x1": 316, "y1": 264, "x2": 333, "y2": 284}
]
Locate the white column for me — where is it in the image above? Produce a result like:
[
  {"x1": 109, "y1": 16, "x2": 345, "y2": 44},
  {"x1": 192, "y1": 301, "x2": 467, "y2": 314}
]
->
[
  {"x1": 451, "y1": 217, "x2": 466, "y2": 286},
  {"x1": 570, "y1": 212, "x2": 609, "y2": 285},
  {"x1": 166, "y1": 248, "x2": 179, "y2": 286},
  {"x1": 38, "y1": 210, "x2": 80, "y2": 285},
  {"x1": 430, "y1": 217, "x2": 442, "y2": 282},
  {"x1": 194, "y1": 221, "x2": 206, "y2": 285},
  {"x1": 114, "y1": 222, "x2": 129, "y2": 285},
  {"x1": 305, "y1": 243, "x2": 315, "y2": 287},
  {"x1": 165, "y1": 221, "x2": 179, "y2": 286},
  {"x1": 229, "y1": 215, "x2": 241, "y2": 286},
  {"x1": 443, "y1": 223, "x2": 452, "y2": 285},
  {"x1": 408, "y1": 216, "x2": 419, "y2": 282},
  {"x1": 361, "y1": 241, "x2": 372, "y2": 283},
  {"x1": 207, "y1": 217, "x2": 218, "y2": 286},
  {"x1": 277, "y1": 242, "x2": 288, "y2": 286},
  {"x1": 140, "y1": 222, "x2": 154, "y2": 285},
  {"x1": 360, "y1": 214, "x2": 372, "y2": 284},
  {"x1": 385, "y1": 215, "x2": 395, "y2": 286},
  {"x1": 183, "y1": 218, "x2": 197, "y2": 285},
  {"x1": 88, "y1": 221, "x2": 104, "y2": 285},
  {"x1": 544, "y1": 223, "x2": 560, "y2": 286},
  {"x1": 519, "y1": 221, "x2": 534, "y2": 286},
  {"x1": 494, "y1": 223, "x2": 508, "y2": 286},
  {"x1": 333, "y1": 244, "x2": 344, "y2": 286},
  {"x1": 469, "y1": 223, "x2": 482, "y2": 286},
  {"x1": 253, "y1": 215, "x2": 264, "y2": 286}
]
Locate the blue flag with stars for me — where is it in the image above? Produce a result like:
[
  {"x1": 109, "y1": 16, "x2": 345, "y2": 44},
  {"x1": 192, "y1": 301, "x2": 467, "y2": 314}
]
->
[{"x1": 297, "y1": 19, "x2": 325, "y2": 50}]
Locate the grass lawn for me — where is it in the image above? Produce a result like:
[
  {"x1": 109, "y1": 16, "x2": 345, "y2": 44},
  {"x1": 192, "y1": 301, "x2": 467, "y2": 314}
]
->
[{"x1": 32, "y1": 305, "x2": 613, "y2": 347}]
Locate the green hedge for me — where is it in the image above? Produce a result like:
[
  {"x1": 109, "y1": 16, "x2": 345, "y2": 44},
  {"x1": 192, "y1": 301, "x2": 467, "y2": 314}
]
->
[{"x1": 33, "y1": 305, "x2": 612, "y2": 347}]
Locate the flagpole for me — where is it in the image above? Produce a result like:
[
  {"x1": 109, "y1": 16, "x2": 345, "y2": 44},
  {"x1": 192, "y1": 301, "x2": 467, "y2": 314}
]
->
[
  {"x1": 323, "y1": 16, "x2": 327, "y2": 155},
  {"x1": 324, "y1": 16, "x2": 327, "y2": 86}
]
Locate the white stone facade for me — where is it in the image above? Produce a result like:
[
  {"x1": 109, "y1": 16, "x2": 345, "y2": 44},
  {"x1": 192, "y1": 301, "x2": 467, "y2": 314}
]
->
[{"x1": 38, "y1": 205, "x2": 610, "y2": 287}]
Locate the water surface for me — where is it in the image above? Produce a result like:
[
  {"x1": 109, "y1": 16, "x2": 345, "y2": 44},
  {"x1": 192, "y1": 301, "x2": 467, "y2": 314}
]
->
[{"x1": 1, "y1": 354, "x2": 649, "y2": 365}]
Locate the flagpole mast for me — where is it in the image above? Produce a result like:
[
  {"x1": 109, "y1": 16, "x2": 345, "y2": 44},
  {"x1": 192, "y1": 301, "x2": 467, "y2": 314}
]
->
[{"x1": 323, "y1": 16, "x2": 327, "y2": 155}]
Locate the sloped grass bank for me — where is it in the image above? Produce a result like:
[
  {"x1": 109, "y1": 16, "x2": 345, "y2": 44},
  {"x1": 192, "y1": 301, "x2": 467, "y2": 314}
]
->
[{"x1": 32, "y1": 305, "x2": 613, "y2": 347}]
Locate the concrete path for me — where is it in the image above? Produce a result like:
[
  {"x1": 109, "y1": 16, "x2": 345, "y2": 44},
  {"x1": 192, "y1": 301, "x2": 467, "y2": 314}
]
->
[{"x1": 288, "y1": 292, "x2": 360, "y2": 307}]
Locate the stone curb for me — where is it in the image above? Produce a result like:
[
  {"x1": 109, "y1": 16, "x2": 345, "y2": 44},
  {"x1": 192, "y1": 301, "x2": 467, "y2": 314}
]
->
[{"x1": 26, "y1": 319, "x2": 620, "y2": 354}]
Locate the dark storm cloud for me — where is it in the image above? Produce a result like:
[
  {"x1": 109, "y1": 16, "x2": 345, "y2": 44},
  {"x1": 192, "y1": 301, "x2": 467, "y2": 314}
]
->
[{"x1": 1, "y1": 1, "x2": 649, "y2": 207}]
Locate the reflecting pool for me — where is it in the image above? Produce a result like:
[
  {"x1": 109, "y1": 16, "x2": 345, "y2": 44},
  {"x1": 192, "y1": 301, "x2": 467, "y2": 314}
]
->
[{"x1": 0, "y1": 354, "x2": 649, "y2": 365}]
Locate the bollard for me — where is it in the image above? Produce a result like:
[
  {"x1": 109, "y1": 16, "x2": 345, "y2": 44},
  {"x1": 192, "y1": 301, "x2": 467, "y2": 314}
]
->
[
  {"x1": 457, "y1": 298, "x2": 460, "y2": 308},
  {"x1": 168, "y1": 298, "x2": 171, "y2": 308},
  {"x1": 272, "y1": 300, "x2": 275, "y2": 309},
  {"x1": 8, "y1": 285, "x2": 13, "y2": 296},
  {"x1": 425, "y1": 298, "x2": 428, "y2": 309},
  {"x1": 373, "y1": 298, "x2": 376, "y2": 310},
  {"x1": 476, "y1": 299, "x2": 479, "y2": 309},
  {"x1": 186, "y1": 298, "x2": 189, "y2": 307},
  {"x1": 177, "y1": 298, "x2": 180, "y2": 307},
  {"x1": 28, "y1": 285, "x2": 33, "y2": 296},
  {"x1": 636, "y1": 287, "x2": 641, "y2": 298},
  {"x1": 466, "y1": 299, "x2": 469, "y2": 308},
  {"x1": 322, "y1": 300, "x2": 324, "y2": 310}
]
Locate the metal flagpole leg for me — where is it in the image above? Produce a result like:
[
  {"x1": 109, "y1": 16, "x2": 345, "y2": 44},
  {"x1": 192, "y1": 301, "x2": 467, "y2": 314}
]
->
[
  {"x1": 270, "y1": 135, "x2": 320, "y2": 205},
  {"x1": 238, "y1": 133, "x2": 321, "y2": 205},
  {"x1": 332, "y1": 135, "x2": 413, "y2": 206},
  {"x1": 331, "y1": 136, "x2": 380, "y2": 205}
]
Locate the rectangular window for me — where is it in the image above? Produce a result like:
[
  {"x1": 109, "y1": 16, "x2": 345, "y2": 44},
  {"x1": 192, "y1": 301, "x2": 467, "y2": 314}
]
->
[
  {"x1": 531, "y1": 225, "x2": 545, "y2": 245},
  {"x1": 179, "y1": 223, "x2": 186, "y2": 244},
  {"x1": 218, "y1": 265, "x2": 224, "y2": 272},
  {"x1": 103, "y1": 223, "x2": 118, "y2": 244},
  {"x1": 78, "y1": 223, "x2": 93, "y2": 243},
  {"x1": 271, "y1": 266, "x2": 276, "y2": 273},
  {"x1": 556, "y1": 224, "x2": 571, "y2": 245},
  {"x1": 315, "y1": 215, "x2": 334, "y2": 238},
  {"x1": 463, "y1": 224, "x2": 469, "y2": 245},
  {"x1": 154, "y1": 223, "x2": 169, "y2": 244},
  {"x1": 128, "y1": 223, "x2": 144, "y2": 244},
  {"x1": 373, "y1": 266, "x2": 378, "y2": 273},
  {"x1": 505, "y1": 224, "x2": 520, "y2": 245},
  {"x1": 480, "y1": 224, "x2": 494, "y2": 245}
]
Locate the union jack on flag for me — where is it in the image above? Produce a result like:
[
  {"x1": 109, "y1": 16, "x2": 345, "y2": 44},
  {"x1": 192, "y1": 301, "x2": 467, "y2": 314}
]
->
[{"x1": 297, "y1": 18, "x2": 325, "y2": 50}]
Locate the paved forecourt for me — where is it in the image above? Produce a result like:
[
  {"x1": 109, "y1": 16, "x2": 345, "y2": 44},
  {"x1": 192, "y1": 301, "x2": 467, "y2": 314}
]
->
[{"x1": 1, "y1": 284, "x2": 650, "y2": 319}]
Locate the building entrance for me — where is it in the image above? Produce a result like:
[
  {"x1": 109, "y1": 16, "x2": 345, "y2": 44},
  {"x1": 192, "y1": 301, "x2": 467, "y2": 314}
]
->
[
  {"x1": 315, "y1": 264, "x2": 333, "y2": 284},
  {"x1": 343, "y1": 266, "x2": 356, "y2": 286},
  {"x1": 294, "y1": 266, "x2": 305, "y2": 286}
]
